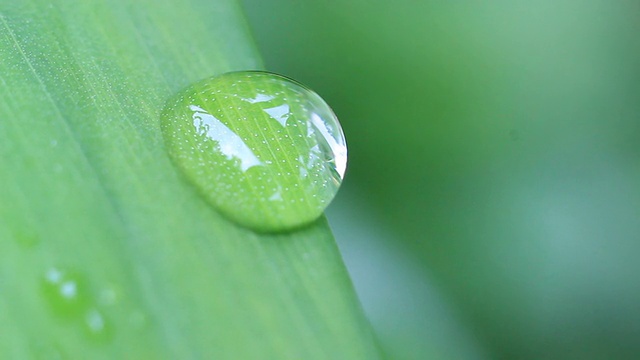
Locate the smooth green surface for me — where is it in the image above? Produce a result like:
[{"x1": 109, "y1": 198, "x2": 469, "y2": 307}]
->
[
  {"x1": 0, "y1": 1, "x2": 378, "y2": 359},
  {"x1": 161, "y1": 71, "x2": 346, "y2": 232}
]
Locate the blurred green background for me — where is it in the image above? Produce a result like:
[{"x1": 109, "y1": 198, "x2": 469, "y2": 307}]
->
[{"x1": 241, "y1": 1, "x2": 640, "y2": 359}]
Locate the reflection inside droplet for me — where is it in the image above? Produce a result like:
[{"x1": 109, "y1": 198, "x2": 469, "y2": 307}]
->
[
  {"x1": 190, "y1": 105, "x2": 263, "y2": 172},
  {"x1": 161, "y1": 71, "x2": 348, "y2": 232}
]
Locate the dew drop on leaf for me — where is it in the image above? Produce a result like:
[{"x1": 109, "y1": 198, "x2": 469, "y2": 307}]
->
[
  {"x1": 161, "y1": 71, "x2": 347, "y2": 232},
  {"x1": 42, "y1": 267, "x2": 90, "y2": 318},
  {"x1": 41, "y1": 267, "x2": 114, "y2": 344}
]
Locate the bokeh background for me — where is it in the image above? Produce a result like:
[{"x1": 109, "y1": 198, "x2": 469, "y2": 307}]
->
[{"x1": 241, "y1": 1, "x2": 640, "y2": 359}]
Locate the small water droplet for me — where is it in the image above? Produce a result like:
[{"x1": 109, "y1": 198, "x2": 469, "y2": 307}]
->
[
  {"x1": 42, "y1": 267, "x2": 89, "y2": 318},
  {"x1": 99, "y1": 285, "x2": 119, "y2": 306},
  {"x1": 41, "y1": 267, "x2": 115, "y2": 344},
  {"x1": 161, "y1": 71, "x2": 347, "y2": 232},
  {"x1": 83, "y1": 308, "x2": 113, "y2": 343},
  {"x1": 85, "y1": 308, "x2": 105, "y2": 332}
]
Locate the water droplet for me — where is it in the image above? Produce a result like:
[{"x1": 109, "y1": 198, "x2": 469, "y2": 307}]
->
[
  {"x1": 161, "y1": 71, "x2": 347, "y2": 232},
  {"x1": 85, "y1": 308, "x2": 105, "y2": 332},
  {"x1": 42, "y1": 267, "x2": 90, "y2": 318},
  {"x1": 83, "y1": 308, "x2": 113, "y2": 343},
  {"x1": 41, "y1": 267, "x2": 115, "y2": 344},
  {"x1": 98, "y1": 284, "x2": 119, "y2": 306}
]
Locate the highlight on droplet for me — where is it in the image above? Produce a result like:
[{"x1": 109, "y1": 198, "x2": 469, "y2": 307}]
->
[{"x1": 160, "y1": 71, "x2": 347, "y2": 232}]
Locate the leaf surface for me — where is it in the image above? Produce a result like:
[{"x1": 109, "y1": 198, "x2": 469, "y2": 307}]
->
[{"x1": 0, "y1": 1, "x2": 379, "y2": 358}]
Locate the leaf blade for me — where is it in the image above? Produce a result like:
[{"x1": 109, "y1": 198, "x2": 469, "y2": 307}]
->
[{"x1": 0, "y1": 1, "x2": 379, "y2": 358}]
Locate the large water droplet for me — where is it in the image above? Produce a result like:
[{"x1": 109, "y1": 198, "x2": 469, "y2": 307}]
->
[{"x1": 161, "y1": 71, "x2": 347, "y2": 232}]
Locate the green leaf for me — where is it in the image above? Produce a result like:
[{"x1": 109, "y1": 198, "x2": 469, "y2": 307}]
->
[{"x1": 0, "y1": 1, "x2": 379, "y2": 358}]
